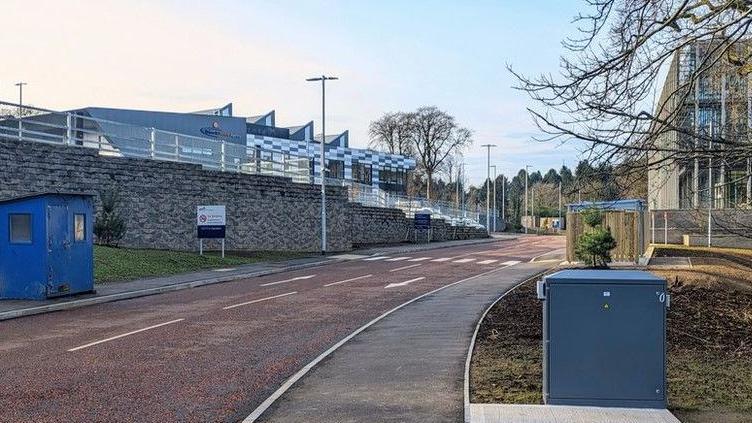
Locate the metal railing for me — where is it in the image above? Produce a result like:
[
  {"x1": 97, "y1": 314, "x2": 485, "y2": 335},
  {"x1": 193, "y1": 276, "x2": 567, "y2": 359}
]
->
[{"x1": 0, "y1": 100, "x2": 480, "y2": 225}]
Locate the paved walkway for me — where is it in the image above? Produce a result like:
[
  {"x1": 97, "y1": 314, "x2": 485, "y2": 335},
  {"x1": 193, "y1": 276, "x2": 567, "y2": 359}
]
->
[
  {"x1": 253, "y1": 261, "x2": 552, "y2": 423},
  {"x1": 0, "y1": 236, "x2": 510, "y2": 321},
  {"x1": 468, "y1": 404, "x2": 680, "y2": 423}
]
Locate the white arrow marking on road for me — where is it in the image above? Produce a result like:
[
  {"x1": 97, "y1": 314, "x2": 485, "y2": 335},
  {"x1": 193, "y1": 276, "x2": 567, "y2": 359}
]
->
[
  {"x1": 407, "y1": 257, "x2": 431, "y2": 262},
  {"x1": 324, "y1": 274, "x2": 373, "y2": 287},
  {"x1": 260, "y1": 275, "x2": 316, "y2": 287},
  {"x1": 500, "y1": 260, "x2": 521, "y2": 266},
  {"x1": 477, "y1": 259, "x2": 498, "y2": 265},
  {"x1": 68, "y1": 319, "x2": 185, "y2": 352},
  {"x1": 223, "y1": 291, "x2": 298, "y2": 310},
  {"x1": 386, "y1": 257, "x2": 410, "y2": 261},
  {"x1": 363, "y1": 256, "x2": 389, "y2": 261},
  {"x1": 385, "y1": 277, "x2": 425, "y2": 289}
]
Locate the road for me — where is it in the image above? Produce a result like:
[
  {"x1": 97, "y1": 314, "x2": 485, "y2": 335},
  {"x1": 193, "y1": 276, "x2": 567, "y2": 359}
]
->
[{"x1": 0, "y1": 235, "x2": 563, "y2": 422}]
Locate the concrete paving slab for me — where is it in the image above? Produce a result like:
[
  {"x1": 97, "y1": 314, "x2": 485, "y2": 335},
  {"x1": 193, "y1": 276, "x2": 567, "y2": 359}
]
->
[{"x1": 467, "y1": 404, "x2": 681, "y2": 423}]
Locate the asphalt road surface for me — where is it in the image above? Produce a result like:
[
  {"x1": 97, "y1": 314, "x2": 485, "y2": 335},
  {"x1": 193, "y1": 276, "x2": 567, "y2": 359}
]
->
[{"x1": 0, "y1": 235, "x2": 563, "y2": 422}]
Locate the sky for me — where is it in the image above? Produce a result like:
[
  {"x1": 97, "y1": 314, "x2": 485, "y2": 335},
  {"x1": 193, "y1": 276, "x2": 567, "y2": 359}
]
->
[{"x1": 0, "y1": 0, "x2": 585, "y2": 185}]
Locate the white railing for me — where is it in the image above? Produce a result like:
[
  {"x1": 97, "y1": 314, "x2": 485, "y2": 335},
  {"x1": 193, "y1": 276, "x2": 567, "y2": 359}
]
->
[{"x1": 0, "y1": 100, "x2": 480, "y2": 225}]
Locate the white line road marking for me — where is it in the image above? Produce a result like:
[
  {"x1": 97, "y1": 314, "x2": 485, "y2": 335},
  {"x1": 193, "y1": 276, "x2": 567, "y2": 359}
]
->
[
  {"x1": 389, "y1": 263, "x2": 423, "y2": 272},
  {"x1": 67, "y1": 319, "x2": 185, "y2": 352},
  {"x1": 477, "y1": 259, "x2": 498, "y2": 265},
  {"x1": 260, "y1": 275, "x2": 316, "y2": 287},
  {"x1": 500, "y1": 260, "x2": 521, "y2": 266},
  {"x1": 330, "y1": 254, "x2": 369, "y2": 260},
  {"x1": 408, "y1": 257, "x2": 431, "y2": 262},
  {"x1": 386, "y1": 257, "x2": 410, "y2": 261},
  {"x1": 363, "y1": 256, "x2": 389, "y2": 261},
  {"x1": 324, "y1": 274, "x2": 373, "y2": 287},
  {"x1": 213, "y1": 268, "x2": 237, "y2": 272},
  {"x1": 223, "y1": 291, "x2": 298, "y2": 310},
  {"x1": 453, "y1": 258, "x2": 476, "y2": 263},
  {"x1": 385, "y1": 277, "x2": 425, "y2": 289},
  {"x1": 430, "y1": 257, "x2": 453, "y2": 262}
]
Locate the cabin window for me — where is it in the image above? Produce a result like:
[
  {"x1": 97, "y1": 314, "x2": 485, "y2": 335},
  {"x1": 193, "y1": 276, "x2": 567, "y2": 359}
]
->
[
  {"x1": 9, "y1": 213, "x2": 32, "y2": 244},
  {"x1": 74, "y1": 214, "x2": 86, "y2": 241}
]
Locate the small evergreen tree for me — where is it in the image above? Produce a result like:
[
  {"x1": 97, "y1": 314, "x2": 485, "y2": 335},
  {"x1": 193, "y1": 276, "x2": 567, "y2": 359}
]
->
[
  {"x1": 575, "y1": 207, "x2": 616, "y2": 267},
  {"x1": 94, "y1": 191, "x2": 127, "y2": 247}
]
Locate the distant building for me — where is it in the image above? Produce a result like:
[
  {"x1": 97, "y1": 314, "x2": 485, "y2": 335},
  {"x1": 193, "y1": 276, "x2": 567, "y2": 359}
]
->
[
  {"x1": 648, "y1": 40, "x2": 752, "y2": 210},
  {"x1": 60, "y1": 103, "x2": 415, "y2": 195}
]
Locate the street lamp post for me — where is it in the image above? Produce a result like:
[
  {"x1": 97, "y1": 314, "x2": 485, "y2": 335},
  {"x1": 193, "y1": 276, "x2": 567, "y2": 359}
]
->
[
  {"x1": 524, "y1": 165, "x2": 531, "y2": 234},
  {"x1": 501, "y1": 175, "x2": 505, "y2": 224},
  {"x1": 15, "y1": 82, "x2": 27, "y2": 139},
  {"x1": 306, "y1": 75, "x2": 338, "y2": 255},
  {"x1": 481, "y1": 144, "x2": 496, "y2": 232},
  {"x1": 490, "y1": 165, "x2": 497, "y2": 232}
]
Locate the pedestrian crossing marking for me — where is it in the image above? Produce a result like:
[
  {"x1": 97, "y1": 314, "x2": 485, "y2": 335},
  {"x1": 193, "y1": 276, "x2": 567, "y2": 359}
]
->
[
  {"x1": 408, "y1": 257, "x2": 431, "y2": 262},
  {"x1": 386, "y1": 257, "x2": 410, "y2": 261},
  {"x1": 477, "y1": 259, "x2": 498, "y2": 265},
  {"x1": 500, "y1": 260, "x2": 521, "y2": 266},
  {"x1": 363, "y1": 256, "x2": 389, "y2": 261},
  {"x1": 453, "y1": 258, "x2": 476, "y2": 263},
  {"x1": 430, "y1": 257, "x2": 453, "y2": 262}
]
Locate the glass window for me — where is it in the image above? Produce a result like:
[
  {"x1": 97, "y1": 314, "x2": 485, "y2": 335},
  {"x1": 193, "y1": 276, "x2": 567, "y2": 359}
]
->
[
  {"x1": 10, "y1": 214, "x2": 32, "y2": 243},
  {"x1": 74, "y1": 214, "x2": 86, "y2": 241},
  {"x1": 326, "y1": 159, "x2": 345, "y2": 179},
  {"x1": 352, "y1": 161, "x2": 372, "y2": 185}
]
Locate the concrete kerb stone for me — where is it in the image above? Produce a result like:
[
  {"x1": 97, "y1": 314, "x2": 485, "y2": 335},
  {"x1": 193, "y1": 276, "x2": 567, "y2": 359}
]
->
[{"x1": 0, "y1": 257, "x2": 340, "y2": 322}]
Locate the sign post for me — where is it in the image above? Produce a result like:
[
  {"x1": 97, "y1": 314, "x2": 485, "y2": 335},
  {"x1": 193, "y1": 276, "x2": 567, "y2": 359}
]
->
[
  {"x1": 414, "y1": 213, "x2": 432, "y2": 243},
  {"x1": 197, "y1": 205, "x2": 226, "y2": 258}
]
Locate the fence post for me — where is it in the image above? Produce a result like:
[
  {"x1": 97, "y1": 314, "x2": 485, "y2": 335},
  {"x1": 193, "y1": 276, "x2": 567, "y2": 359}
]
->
[
  {"x1": 651, "y1": 211, "x2": 655, "y2": 244},
  {"x1": 149, "y1": 128, "x2": 156, "y2": 158},
  {"x1": 220, "y1": 141, "x2": 226, "y2": 171},
  {"x1": 663, "y1": 211, "x2": 668, "y2": 245},
  {"x1": 66, "y1": 113, "x2": 73, "y2": 145},
  {"x1": 175, "y1": 134, "x2": 180, "y2": 160},
  {"x1": 17, "y1": 116, "x2": 22, "y2": 141}
]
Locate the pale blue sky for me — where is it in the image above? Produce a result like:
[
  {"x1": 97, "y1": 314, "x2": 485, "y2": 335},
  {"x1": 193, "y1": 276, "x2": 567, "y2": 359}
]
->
[{"x1": 1, "y1": 0, "x2": 584, "y2": 184}]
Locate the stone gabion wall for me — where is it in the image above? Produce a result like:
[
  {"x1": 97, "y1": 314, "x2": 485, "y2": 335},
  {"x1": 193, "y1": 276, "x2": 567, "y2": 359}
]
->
[
  {"x1": 348, "y1": 204, "x2": 409, "y2": 246},
  {"x1": 0, "y1": 138, "x2": 351, "y2": 252},
  {"x1": 0, "y1": 138, "x2": 490, "y2": 252}
]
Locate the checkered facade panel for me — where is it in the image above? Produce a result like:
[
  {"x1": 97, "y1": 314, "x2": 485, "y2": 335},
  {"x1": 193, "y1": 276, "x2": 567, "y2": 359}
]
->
[{"x1": 248, "y1": 134, "x2": 415, "y2": 183}]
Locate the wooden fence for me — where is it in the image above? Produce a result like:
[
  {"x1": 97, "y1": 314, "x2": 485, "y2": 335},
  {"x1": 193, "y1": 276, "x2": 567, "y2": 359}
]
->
[{"x1": 566, "y1": 210, "x2": 649, "y2": 263}]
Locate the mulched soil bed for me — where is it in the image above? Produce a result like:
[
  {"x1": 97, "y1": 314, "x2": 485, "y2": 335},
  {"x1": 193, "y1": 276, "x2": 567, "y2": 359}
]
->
[{"x1": 470, "y1": 259, "x2": 752, "y2": 423}]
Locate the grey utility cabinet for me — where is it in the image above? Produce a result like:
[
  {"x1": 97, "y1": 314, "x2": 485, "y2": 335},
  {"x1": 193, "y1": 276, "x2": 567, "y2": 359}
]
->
[{"x1": 538, "y1": 269, "x2": 668, "y2": 408}]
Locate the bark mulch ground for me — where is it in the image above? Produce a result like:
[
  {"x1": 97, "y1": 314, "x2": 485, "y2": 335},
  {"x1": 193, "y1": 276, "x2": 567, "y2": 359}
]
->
[{"x1": 469, "y1": 255, "x2": 752, "y2": 423}]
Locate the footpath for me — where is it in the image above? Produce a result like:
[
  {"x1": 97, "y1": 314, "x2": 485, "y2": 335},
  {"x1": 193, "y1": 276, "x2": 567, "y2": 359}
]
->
[{"x1": 0, "y1": 236, "x2": 508, "y2": 321}]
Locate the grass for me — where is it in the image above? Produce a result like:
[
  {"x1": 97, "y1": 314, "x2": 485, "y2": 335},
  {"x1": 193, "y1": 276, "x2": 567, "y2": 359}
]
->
[
  {"x1": 470, "y1": 251, "x2": 752, "y2": 423},
  {"x1": 94, "y1": 245, "x2": 310, "y2": 283}
]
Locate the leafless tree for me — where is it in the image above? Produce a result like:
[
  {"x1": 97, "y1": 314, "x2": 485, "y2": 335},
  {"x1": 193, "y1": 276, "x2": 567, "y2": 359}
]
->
[
  {"x1": 368, "y1": 112, "x2": 414, "y2": 156},
  {"x1": 512, "y1": 0, "x2": 752, "y2": 188},
  {"x1": 410, "y1": 106, "x2": 473, "y2": 200}
]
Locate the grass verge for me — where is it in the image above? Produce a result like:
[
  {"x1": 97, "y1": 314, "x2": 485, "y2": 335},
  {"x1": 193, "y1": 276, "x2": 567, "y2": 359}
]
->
[
  {"x1": 94, "y1": 246, "x2": 310, "y2": 284},
  {"x1": 469, "y1": 258, "x2": 752, "y2": 423}
]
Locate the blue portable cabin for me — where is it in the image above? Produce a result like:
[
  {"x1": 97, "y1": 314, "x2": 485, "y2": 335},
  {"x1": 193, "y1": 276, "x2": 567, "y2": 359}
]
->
[{"x1": 0, "y1": 193, "x2": 94, "y2": 300}]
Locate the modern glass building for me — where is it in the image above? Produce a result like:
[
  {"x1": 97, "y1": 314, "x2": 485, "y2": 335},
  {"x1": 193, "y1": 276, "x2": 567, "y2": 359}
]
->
[
  {"x1": 62, "y1": 103, "x2": 416, "y2": 194},
  {"x1": 649, "y1": 40, "x2": 752, "y2": 210}
]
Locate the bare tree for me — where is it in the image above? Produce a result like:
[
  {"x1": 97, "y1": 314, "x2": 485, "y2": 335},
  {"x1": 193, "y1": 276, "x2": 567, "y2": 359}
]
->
[
  {"x1": 512, "y1": 0, "x2": 752, "y2": 189},
  {"x1": 368, "y1": 112, "x2": 414, "y2": 156},
  {"x1": 410, "y1": 106, "x2": 473, "y2": 200}
]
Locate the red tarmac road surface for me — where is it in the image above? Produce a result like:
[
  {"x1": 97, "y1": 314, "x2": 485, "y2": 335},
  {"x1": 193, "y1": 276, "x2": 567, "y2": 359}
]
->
[{"x1": 0, "y1": 236, "x2": 563, "y2": 422}]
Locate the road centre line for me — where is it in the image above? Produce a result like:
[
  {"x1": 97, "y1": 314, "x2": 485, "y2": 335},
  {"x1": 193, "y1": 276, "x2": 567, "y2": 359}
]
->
[
  {"x1": 386, "y1": 257, "x2": 410, "y2": 261},
  {"x1": 67, "y1": 319, "x2": 185, "y2": 352},
  {"x1": 223, "y1": 291, "x2": 298, "y2": 310},
  {"x1": 260, "y1": 275, "x2": 316, "y2": 287},
  {"x1": 324, "y1": 274, "x2": 373, "y2": 287},
  {"x1": 500, "y1": 260, "x2": 522, "y2": 266},
  {"x1": 389, "y1": 263, "x2": 423, "y2": 272},
  {"x1": 430, "y1": 257, "x2": 453, "y2": 262},
  {"x1": 477, "y1": 259, "x2": 498, "y2": 265},
  {"x1": 407, "y1": 257, "x2": 431, "y2": 262}
]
